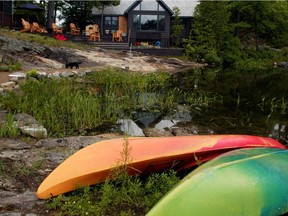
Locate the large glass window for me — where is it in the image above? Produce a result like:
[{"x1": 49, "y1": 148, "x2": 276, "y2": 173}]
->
[
  {"x1": 104, "y1": 16, "x2": 118, "y2": 26},
  {"x1": 133, "y1": 14, "x2": 140, "y2": 31},
  {"x1": 133, "y1": 14, "x2": 165, "y2": 31},
  {"x1": 141, "y1": 15, "x2": 157, "y2": 31},
  {"x1": 133, "y1": 1, "x2": 164, "y2": 11},
  {"x1": 158, "y1": 15, "x2": 165, "y2": 31},
  {"x1": 141, "y1": 1, "x2": 158, "y2": 11},
  {"x1": 134, "y1": 4, "x2": 140, "y2": 10}
]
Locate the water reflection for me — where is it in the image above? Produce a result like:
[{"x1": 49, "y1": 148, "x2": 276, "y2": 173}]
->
[
  {"x1": 133, "y1": 111, "x2": 162, "y2": 128},
  {"x1": 155, "y1": 119, "x2": 179, "y2": 130},
  {"x1": 117, "y1": 119, "x2": 145, "y2": 136},
  {"x1": 119, "y1": 68, "x2": 287, "y2": 144},
  {"x1": 270, "y1": 123, "x2": 287, "y2": 145},
  {"x1": 118, "y1": 105, "x2": 192, "y2": 136}
]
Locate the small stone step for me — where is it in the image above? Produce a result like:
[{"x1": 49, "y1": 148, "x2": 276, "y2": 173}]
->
[{"x1": 0, "y1": 81, "x2": 16, "y2": 88}]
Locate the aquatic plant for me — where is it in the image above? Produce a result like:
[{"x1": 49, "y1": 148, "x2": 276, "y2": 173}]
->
[
  {"x1": 280, "y1": 98, "x2": 288, "y2": 114},
  {"x1": 184, "y1": 90, "x2": 223, "y2": 108}
]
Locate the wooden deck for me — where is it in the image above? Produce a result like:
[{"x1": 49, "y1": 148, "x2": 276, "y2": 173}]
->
[
  {"x1": 13, "y1": 27, "x2": 183, "y2": 56},
  {"x1": 67, "y1": 34, "x2": 129, "y2": 48},
  {"x1": 65, "y1": 34, "x2": 184, "y2": 56}
]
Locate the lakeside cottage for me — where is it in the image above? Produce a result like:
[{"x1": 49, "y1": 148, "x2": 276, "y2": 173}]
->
[{"x1": 92, "y1": 0, "x2": 197, "y2": 47}]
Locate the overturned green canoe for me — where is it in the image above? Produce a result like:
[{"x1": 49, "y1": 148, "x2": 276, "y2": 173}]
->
[{"x1": 147, "y1": 147, "x2": 288, "y2": 216}]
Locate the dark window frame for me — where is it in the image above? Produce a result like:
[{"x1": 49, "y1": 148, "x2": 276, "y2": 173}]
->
[
  {"x1": 104, "y1": 16, "x2": 118, "y2": 27},
  {"x1": 103, "y1": 16, "x2": 119, "y2": 35},
  {"x1": 133, "y1": 14, "x2": 165, "y2": 32},
  {"x1": 133, "y1": 1, "x2": 164, "y2": 11}
]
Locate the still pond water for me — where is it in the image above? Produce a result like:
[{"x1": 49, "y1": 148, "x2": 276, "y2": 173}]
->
[{"x1": 118, "y1": 67, "x2": 288, "y2": 144}]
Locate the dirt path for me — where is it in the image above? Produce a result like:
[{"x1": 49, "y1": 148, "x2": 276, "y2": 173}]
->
[{"x1": 0, "y1": 72, "x2": 10, "y2": 84}]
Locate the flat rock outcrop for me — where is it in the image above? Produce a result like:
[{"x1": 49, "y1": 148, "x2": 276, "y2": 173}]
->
[
  {"x1": 0, "y1": 134, "x2": 121, "y2": 215},
  {"x1": 0, "y1": 34, "x2": 202, "y2": 75}
]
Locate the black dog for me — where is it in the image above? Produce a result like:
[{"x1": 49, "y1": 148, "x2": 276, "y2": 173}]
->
[{"x1": 65, "y1": 61, "x2": 81, "y2": 69}]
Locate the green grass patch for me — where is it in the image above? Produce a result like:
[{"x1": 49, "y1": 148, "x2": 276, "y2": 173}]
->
[{"x1": 0, "y1": 28, "x2": 83, "y2": 49}]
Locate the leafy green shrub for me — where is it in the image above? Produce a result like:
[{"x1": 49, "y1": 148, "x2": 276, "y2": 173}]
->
[
  {"x1": 184, "y1": 43, "x2": 198, "y2": 61},
  {"x1": 26, "y1": 69, "x2": 39, "y2": 78},
  {"x1": 204, "y1": 49, "x2": 222, "y2": 66},
  {"x1": 232, "y1": 47, "x2": 283, "y2": 70}
]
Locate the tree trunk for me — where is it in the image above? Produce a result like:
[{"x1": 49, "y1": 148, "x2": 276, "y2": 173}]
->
[
  {"x1": 47, "y1": 0, "x2": 55, "y2": 31},
  {"x1": 54, "y1": 2, "x2": 57, "y2": 23},
  {"x1": 101, "y1": 5, "x2": 104, "y2": 37}
]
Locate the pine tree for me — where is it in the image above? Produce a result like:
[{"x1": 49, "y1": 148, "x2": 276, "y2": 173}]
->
[
  {"x1": 94, "y1": 0, "x2": 120, "y2": 36},
  {"x1": 171, "y1": 7, "x2": 184, "y2": 47},
  {"x1": 187, "y1": 1, "x2": 234, "y2": 64}
]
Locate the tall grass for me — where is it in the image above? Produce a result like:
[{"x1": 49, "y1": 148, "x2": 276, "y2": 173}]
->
[
  {"x1": 46, "y1": 137, "x2": 180, "y2": 215},
  {"x1": 0, "y1": 69, "x2": 182, "y2": 137},
  {"x1": 184, "y1": 90, "x2": 223, "y2": 109},
  {"x1": 257, "y1": 96, "x2": 288, "y2": 124},
  {"x1": 0, "y1": 78, "x2": 103, "y2": 136},
  {"x1": 46, "y1": 170, "x2": 179, "y2": 216},
  {"x1": 0, "y1": 113, "x2": 20, "y2": 138},
  {"x1": 0, "y1": 68, "x2": 226, "y2": 137}
]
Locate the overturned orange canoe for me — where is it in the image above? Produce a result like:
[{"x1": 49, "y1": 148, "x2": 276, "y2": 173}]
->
[{"x1": 36, "y1": 135, "x2": 286, "y2": 199}]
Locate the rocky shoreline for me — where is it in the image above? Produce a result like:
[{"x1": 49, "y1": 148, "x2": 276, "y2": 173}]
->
[
  {"x1": 0, "y1": 126, "x2": 206, "y2": 215},
  {"x1": 0, "y1": 34, "x2": 206, "y2": 215},
  {"x1": 0, "y1": 134, "x2": 121, "y2": 215}
]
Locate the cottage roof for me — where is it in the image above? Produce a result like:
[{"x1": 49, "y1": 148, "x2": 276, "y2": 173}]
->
[{"x1": 91, "y1": 0, "x2": 197, "y2": 17}]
